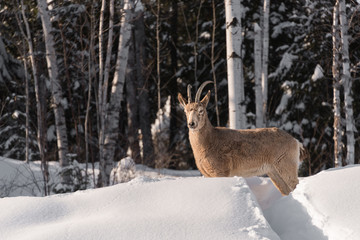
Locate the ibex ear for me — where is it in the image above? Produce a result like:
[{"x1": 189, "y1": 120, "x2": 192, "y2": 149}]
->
[
  {"x1": 200, "y1": 90, "x2": 211, "y2": 107},
  {"x1": 178, "y1": 93, "x2": 187, "y2": 108}
]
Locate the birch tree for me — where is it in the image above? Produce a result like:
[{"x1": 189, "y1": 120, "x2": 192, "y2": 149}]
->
[
  {"x1": 98, "y1": 0, "x2": 115, "y2": 177},
  {"x1": 225, "y1": 0, "x2": 245, "y2": 129},
  {"x1": 100, "y1": 0, "x2": 134, "y2": 186},
  {"x1": 339, "y1": 0, "x2": 355, "y2": 165},
  {"x1": 332, "y1": 2, "x2": 342, "y2": 167},
  {"x1": 254, "y1": 23, "x2": 263, "y2": 128},
  {"x1": 37, "y1": 0, "x2": 70, "y2": 185},
  {"x1": 261, "y1": 0, "x2": 270, "y2": 126}
]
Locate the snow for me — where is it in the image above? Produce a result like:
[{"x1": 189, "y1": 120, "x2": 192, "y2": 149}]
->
[
  {"x1": 269, "y1": 53, "x2": 298, "y2": 80},
  {"x1": 200, "y1": 31, "x2": 211, "y2": 39},
  {"x1": 1, "y1": 157, "x2": 360, "y2": 240},
  {"x1": 275, "y1": 81, "x2": 295, "y2": 115},
  {"x1": 311, "y1": 64, "x2": 324, "y2": 81},
  {"x1": 265, "y1": 165, "x2": 360, "y2": 239},
  {"x1": 46, "y1": 125, "x2": 56, "y2": 141},
  {"x1": 254, "y1": 22, "x2": 261, "y2": 32},
  {"x1": 134, "y1": 0, "x2": 144, "y2": 12}
]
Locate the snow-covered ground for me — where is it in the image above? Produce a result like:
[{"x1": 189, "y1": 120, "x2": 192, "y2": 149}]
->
[{"x1": 1, "y1": 157, "x2": 360, "y2": 240}]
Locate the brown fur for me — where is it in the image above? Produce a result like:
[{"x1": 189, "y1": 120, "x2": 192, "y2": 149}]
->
[{"x1": 178, "y1": 91, "x2": 306, "y2": 195}]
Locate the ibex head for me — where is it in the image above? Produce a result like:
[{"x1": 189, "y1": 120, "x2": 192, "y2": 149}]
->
[{"x1": 178, "y1": 81, "x2": 212, "y2": 131}]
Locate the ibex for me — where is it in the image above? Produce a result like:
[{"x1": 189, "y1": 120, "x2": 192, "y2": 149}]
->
[{"x1": 178, "y1": 81, "x2": 307, "y2": 195}]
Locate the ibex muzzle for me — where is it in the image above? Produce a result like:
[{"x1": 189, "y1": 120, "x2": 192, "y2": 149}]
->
[{"x1": 178, "y1": 81, "x2": 308, "y2": 195}]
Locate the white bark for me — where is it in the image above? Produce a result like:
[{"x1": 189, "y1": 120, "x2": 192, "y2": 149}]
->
[
  {"x1": 37, "y1": 0, "x2": 69, "y2": 179},
  {"x1": 101, "y1": 0, "x2": 134, "y2": 186},
  {"x1": 261, "y1": 0, "x2": 270, "y2": 126},
  {"x1": 254, "y1": 23, "x2": 263, "y2": 128},
  {"x1": 98, "y1": 0, "x2": 115, "y2": 172},
  {"x1": 225, "y1": 0, "x2": 246, "y2": 129},
  {"x1": 98, "y1": 0, "x2": 106, "y2": 171},
  {"x1": 339, "y1": 0, "x2": 355, "y2": 165},
  {"x1": 332, "y1": 2, "x2": 342, "y2": 167}
]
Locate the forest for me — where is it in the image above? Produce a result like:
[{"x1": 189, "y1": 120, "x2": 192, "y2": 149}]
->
[{"x1": 0, "y1": 0, "x2": 360, "y2": 193}]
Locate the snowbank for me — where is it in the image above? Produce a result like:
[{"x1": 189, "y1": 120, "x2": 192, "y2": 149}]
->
[
  {"x1": 1, "y1": 157, "x2": 360, "y2": 240},
  {"x1": 0, "y1": 177, "x2": 279, "y2": 240},
  {"x1": 265, "y1": 165, "x2": 360, "y2": 240}
]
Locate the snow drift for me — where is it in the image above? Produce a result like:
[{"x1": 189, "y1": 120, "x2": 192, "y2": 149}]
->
[
  {"x1": 265, "y1": 165, "x2": 360, "y2": 240},
  {"x1": 1, "y1": 157, "x2": 360, "y2": 240},
  {"x1": 0, "y1": 177, "x2": 279, "y2": 240}
]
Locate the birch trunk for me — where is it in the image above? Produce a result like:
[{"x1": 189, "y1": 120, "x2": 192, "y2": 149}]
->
[
  {"x1": 134, "y1": 6, "x2": 155, "y2": 166},
  {"x1": 101, "y1": 0, "x2": 134, "y2": 186},
  {"x1": 339, "y1": 0, "x2": 355, "y2": 165},
  {"x1": 332, "y1": 2, "x2": 342, "y2": 167},
  {"x1": 261, "y1": 0, "x2": 270, "y2": 126},
  {"x1": 225, "y1": 0, "x2": 246, "y2": 129},
  {"x1": 98, "y1": 0, "x2": 106, "y2": 105},
  {"x1": 98, "y1": 0, "x2": 115, "y2": 175},
  {"x1": 254, "y1": 23, "x2": 263, "y2": 128},
  {"x1": 37, "y1": 0, "x2": 70, "y2": 184}
]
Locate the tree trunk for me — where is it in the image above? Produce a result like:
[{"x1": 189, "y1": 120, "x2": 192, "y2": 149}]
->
[
  {"x1": 102, "y1": 0, "x2": 115, "y2": 108},
  {"x1": 134, "y1": 6, "x2": 155, "y2": 167},
  {"x1": 211, "y1": 0, "x2": 220, "y2": 126},
  {"x1": 20, "y1": 0, "x2": 49, "y2": 194},
  {"x1": 23, "y1": 46, "x2": 30, "y2": 163},
  {"x1": 100, "y1": 0, "x2": 134, "y2": 186},
  {"x1": 126, "y1": 34, "x2": 141, "y2": 164},
  {"x1": 156, "y1": 0, "x2": 161, "y2": 112},
  {"x1": 97, "y1": 0, "x2": 107, "y2": 171},
  {"x1": 332, "y1": 2, "x2": 342, "y2": 168},
  {"x1": 85, "y1": 1, "x2": 96, "y2": 187},
  {"x1": 194, "y1": 0, "x2": 204, "y2": 83},
  {"x1": 98, "y1": 0, "x2": 116, "y2": 176},
  {"x1": 261, "y1": 0, "x2": 270, "y2": 126},
  {"x1": 225, "y1": 0, "x2": 245, "y2": 129},
  {"x1": 339, "y1": 0, "x2": 355, "y2": 165},
  {"x1": 169, "y1": 0, "x2": 178, "y2": 150},
  {"x1": 254, "y1": 23, "x2": 263, "y2": 128},
  {"x1": 37, "y1": 0, "x2": 70, "y2": 184}
]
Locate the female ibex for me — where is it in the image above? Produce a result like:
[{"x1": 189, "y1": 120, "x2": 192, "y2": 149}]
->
[{"x1": 178, "y1": 81, "x2": 307, "y2": 195}]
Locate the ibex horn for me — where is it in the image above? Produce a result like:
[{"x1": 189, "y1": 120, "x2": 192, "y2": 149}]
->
[
  {"x1": 187, "y1": 84, "x2": 192, "y2": 104},
  {"x1": 195, "y1": 81, "x2": 213, "y2": 103}
]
